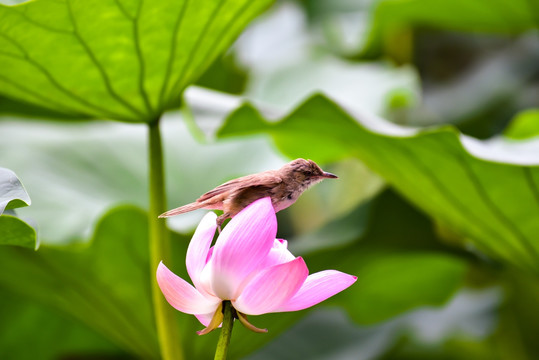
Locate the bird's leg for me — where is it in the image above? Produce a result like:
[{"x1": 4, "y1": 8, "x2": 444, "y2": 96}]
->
[{"x1": 216, "y1": 213, "x2": 230, "y2": 233}]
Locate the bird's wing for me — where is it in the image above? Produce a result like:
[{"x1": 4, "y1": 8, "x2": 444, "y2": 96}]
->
[{"x1": 197, "y1": 171, "x2": 282, "y2": 202}]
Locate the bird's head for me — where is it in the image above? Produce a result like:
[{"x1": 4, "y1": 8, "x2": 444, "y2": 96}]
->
[{"x1": 284, "y1": 158, "x2": 338, "y2": 188}]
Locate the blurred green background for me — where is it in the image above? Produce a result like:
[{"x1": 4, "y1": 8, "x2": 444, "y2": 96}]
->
[{"x1": 1, "y1": 0, "x2": 539, "y2": 359}]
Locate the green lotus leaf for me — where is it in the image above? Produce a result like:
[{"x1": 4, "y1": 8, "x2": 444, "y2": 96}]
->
[
  {"x1": 0, "y1": 167, "x2": 30, "y2": 214},
  {"x1": 504, "y1": 109, "x2": 539, "y2": 140},
  {"x1": 358, "y1": 0, "x2": 538, "y2": 60},
  {"x1": 218, "y1": 94, "x2": 539, "y2": 274},
  {"x1": 0, "y1": 167, "x2": 36, "y2": 249},
  {"x1": 0, "y1": 215, "x2": 37, "y2": 249},
  {"x1": 0, "y1": 206, "x2": 160, "y2": 358},
  {"x1": 0, "y1": 0, "x2": 272, "y2": 122},
  {"x1": 0, "y1": 292, "x2": 120, "y2": 359}
]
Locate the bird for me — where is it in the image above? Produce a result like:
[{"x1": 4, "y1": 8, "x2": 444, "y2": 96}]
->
[{"x1": 159, "y1": 158, "x2": 338, "y2": 227}]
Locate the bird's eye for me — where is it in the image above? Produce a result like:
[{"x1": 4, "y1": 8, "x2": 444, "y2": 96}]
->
[{"x1": 305, "y1": 171, "x2": 312, "y2": 176}]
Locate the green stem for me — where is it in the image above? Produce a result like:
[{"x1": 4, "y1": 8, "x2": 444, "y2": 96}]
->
[
  {"x1": 148, "y1": 118, "x2": 183, "y2": 360},
  {"x1": 214, "y1": 301, "x2": 235, "y2": 360}
]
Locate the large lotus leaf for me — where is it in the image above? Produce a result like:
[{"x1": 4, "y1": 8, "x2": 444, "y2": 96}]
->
[
  {"x1": 218, "y1": 94, "x2": 539, "y2": 274},
  {"x1": 299, "y1": 189, "x2": 468, "y2": 326},
  {"x1": 0, "y1": 95, "x2": 92, "y2": 120},
  {"x1": 358, "y1": 0, "x2": 538, "y2": 60},
  {"x1": 338, "y1": 252, "x2": 466, "y2": 324},
  {"x1": 0, "y1": 0, "x2": 272, "y2": 122},
  {"x1": 0, "y1": 206, "x2": 160, "y2": 358},
  {"x1": 0, "y1": 292, "x2": 122, "y2": 359}
]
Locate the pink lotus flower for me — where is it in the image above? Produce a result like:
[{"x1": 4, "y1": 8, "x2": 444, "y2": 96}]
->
[{"x1": 157, "y1": 197, "x2": 356, "y2": 333}]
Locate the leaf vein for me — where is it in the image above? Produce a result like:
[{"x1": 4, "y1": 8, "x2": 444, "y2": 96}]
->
[
  {"x1": 0, "y1": 33, "x2": 124, "y2": 119},
  {"x1": 187, "y1": 0, "x2": 254, "y2": 84},
  {"x1": 457, "y1": 154, "x2": 539, "y2": 261},
  {"x1": 0, "y1": 49, "x2": 25, "y2": 60},
  {"x1": 393, "y1": 141, "x2": 504, "y2": 256},
  {"x1": 158, "y1": 0, "x2": 189, "y2": 109},
  {"x1": 132, "y1": 0, "x2": 154, "y2": 115},
  {"x1": 65, "y1": 0, "x2": 145, "y2": 119},
  {"x1": 37, "y1": 254, "x2": 156, "y2": 357},
  {"x1": 523, "y1": 167, "x2": 539, "y2": 211},
  {"x1": 0, "y1": 74, "x2": 84, "y2": 116},
  {"x1": 166, "y1": 0, "x2": 227, "y2": 106},
  {"x1": 113, "y1": 0, "x2": 134, "y2": 20},
  {"x1": 11, "y1": 7, "x2": 74, "y2": 34}
]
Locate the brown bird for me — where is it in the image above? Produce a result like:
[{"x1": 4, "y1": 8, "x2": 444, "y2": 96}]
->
[{"x1": 159, "y1": 158, "x2": 338, "y2": 227}]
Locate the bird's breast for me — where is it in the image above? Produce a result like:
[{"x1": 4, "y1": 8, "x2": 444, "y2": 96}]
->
[{"x1": 273, "y1": 192, "x2": 298, "y2": 212}]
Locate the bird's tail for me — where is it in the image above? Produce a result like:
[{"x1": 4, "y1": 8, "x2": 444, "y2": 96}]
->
[{"x1": 158, "y1": 202, "x2": 206, "y2": 218}]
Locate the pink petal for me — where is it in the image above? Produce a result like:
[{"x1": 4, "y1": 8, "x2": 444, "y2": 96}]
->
[
  {"x1": 275, "y1": 270, "x2": 357, "y2": 312},
  {"x1": 210, "y1": 197, "x2": 277, "y2": 299},
  {"x1": 240, "y1": 239, "x2": 296, "y2": 288},
  {"x1": 234, "y1": 257, "x2": 309, "y2": 315},
  {"x1": 156, "y1": 262, "x2": 220, "y2": 314},
  {"x1": 186, "y1": 212, "x2": 217, "y2": 292},
  {"x1": 262, "y1": 239, "x2": 295, "y2": 268}
]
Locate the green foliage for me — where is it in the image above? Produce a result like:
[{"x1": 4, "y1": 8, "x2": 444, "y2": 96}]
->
[
  {"x1": 0, "y1": 167, "x2": 30, "y2": 213},
  {"x1": 358, "y1": 0, "x2": 538, "y2": 60},
  {"x1": 218, "y1": 94, "x2": 539, "y2": 274},
  {"x1": 0, "y1": 167, "x2": 36, "y2": 249},
  {"x1": 504, "y1": 109, "x2": 539, "y2": 140},
  {"x1": 0, "y1": 215, "x2": 36, "y2": 249},
  {"x1": 1, "y1": 0, "x2": 539, "y2": 358},
  {"x1": 299, "y1": 189, "x2": 469, "y2": 326},
  {"x1": 344, "y1": 253, "x2": 466, "y2": 324},
  {"x1": 0, "y1": 0, "x2": 272, "y2": 122},
  {"x1": 0, "y1": 293, "x2": 120, "y2": 360},
  {"x1": 498, "y1": 270, "x2": 539, "y2": 358},
  {"x1": 0, "y1": 206, "x2": 159, "y2": 358}
]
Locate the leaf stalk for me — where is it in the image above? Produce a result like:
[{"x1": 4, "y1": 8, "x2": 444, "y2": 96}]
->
[{"x1": 148, "y1": 118, "x2": 183, "y2": 360}]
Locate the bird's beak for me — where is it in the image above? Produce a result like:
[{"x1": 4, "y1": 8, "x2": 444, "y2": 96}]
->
[{"x1": 322, "y1": 171, "x2": 338, "y2": 179}]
